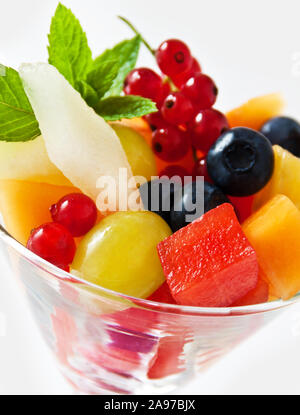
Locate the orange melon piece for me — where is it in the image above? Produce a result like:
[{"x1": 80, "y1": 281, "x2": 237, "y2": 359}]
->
[
  {"x1": 268, "y1": 295, "x2": 279, "y2": 302},
  {"x1": 226, "y1": 93, "x2": 285, "y2": 130},
  {"x1": 0, "y1": 179, "x2": 77, "y2": 245},
  {"x1": 253, "y1": 145, "x2": 300, "y2": 212},
  {"x1": 118, "y1": 118, "x2": 152, "y2": 144},
  {"x1": 259, "y1": 267, "x2": 277, "y2": 298},
  {"x1": 243, "y1": 194, "x2": 300, "y2": 300}
]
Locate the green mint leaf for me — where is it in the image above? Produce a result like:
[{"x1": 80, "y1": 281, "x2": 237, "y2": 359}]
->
[
  {"x1": 0, "y1": 66, "x2": 40, "y2": 142},
  {"x1": 86, "y1": 60, "x2": 119, "y2": 99},
  {"x1": 94, "y1": 95, "x2": 157, "y2": 121},
  {"x1": 48, "y1": 3, "x2": 92, "y2": 87},
  {"x1": 76, "y1": 80, "x2": 99, "y2": 107},
  {"x1": 92, "y1": 35, "x2": 141, "y2": 97}
]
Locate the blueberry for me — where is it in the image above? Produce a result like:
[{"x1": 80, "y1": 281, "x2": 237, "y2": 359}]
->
[
  {"x1": 139, "y1": 179, "x2": 181, "y2": 226},
  {"x1": 260, "y1": 116, "x2": 300, "y2": 157},
  {"x1": 170, "y1": 181, "x2": 230, "y2": 232},
  {"x1": 206, "y1": 127, "x2": 274, "y2": 196}
]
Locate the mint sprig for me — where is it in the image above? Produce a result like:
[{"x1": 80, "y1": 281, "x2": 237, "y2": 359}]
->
[
  {"x1": 0, "y1": 4, "x2": 156, "y2": 142},
  {"x1": 0, "y1": 66, "x2": 40, "y2": 141},
  {"x1": 48, "y1": 4, "x2": 156, "y2": 121},
  {"x1": 47, "y1": 5, "x2": 154, "y2": 121},
  {"x1": 86, "y1": 59, "x2": 120, "y2": 99},
  {"x1": 76, "y1": 80, "x2": 99, "y2": 107},
  {"x1": 92, "y1": 35, "x2": 141, "y2": 97},
  {"x1": 48, "y1": 3, "x2": 92, "y2": 87},
  {"x1": 94, "y1": 96, "x2": 157, "y2": 121}
]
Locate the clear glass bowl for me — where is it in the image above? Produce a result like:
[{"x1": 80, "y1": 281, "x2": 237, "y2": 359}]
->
[{"x1": 1, "y1": 227, "x2": 299, "y2": 395}]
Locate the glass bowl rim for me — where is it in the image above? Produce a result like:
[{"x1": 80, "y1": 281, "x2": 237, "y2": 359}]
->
[{"x1": 1, "y1": 227, "x2": 299, "y2": 317}]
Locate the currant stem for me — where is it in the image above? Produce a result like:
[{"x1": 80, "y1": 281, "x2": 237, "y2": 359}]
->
[
  {"x1": 118, "y1": 16, "x2": 156, "y2": 56},
  {"x1": 165, "y1": 77, "x2": 179, "y2": 92}
]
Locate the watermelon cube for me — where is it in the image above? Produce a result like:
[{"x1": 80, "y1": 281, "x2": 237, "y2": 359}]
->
[
  {"x1": 228, "y1": 195, "x2": 254, "y2": 223},
  {"x1": 157, "y1": 204, "x2": 258, "y2": 307},
  {"x1": 230, "y1": 270, "x2": 269, "y2": 306},
  {"x1": 148, "y1": 281, "x2": 177, "y2": 304}
]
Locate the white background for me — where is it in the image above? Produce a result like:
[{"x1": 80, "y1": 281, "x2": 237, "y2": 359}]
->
[{"x1": 1, "y1": 0, "x2": 300, "y2": 395}]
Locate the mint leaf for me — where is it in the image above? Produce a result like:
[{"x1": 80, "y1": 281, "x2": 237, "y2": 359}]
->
[
  {"x1": 92, "y1": 36, "x2": 141, "y2": 97},
  {"x1": 76, "y1": 80, "x2": 98, "y2": 107},
  {"x1": 0, "y1": 66, "x2": 40, "y2": 142},
  {"x1": 94, "y1": 96, "x2": 157, "y2": 121},
  {"x1": 86, "y1": 60, "x2": 119, "y2": 99},
  {"x1": 48, "y1": 3, "x2": 92, "y2": 87}
]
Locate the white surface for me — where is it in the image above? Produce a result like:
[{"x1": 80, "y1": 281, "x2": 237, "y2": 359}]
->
[{"x1": 1, "y1": 0, "x2": 300, "y2": 395}]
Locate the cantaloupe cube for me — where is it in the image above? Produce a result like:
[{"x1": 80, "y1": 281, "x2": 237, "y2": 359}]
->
[
  {"x1": 243, "y1": 195, "x2": 300, "y2": 300},
  {"x1": 0, "y1": 179, "x2": 77, "y2": 245},
  {"x1": 268, "y1": 295, "x2": 279, "y2": 302},
  {"x1": 253, "y1": 145, "x2": 300, "y2": 211},
  {"x1": 226, "y1": 93, "x2": 285, "y2": 130}
]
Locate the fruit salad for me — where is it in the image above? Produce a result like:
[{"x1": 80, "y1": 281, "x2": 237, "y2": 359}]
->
[{"x1": 1, "y1": 3, "x2": 300, "y2": 310}]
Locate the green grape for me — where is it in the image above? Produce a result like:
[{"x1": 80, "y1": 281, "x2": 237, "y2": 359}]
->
[{"x1": 72, "y1": 211, "x2": 172, "y2": 298}]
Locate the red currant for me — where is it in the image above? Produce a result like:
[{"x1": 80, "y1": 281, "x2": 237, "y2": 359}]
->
[
  {"x1": 159, "y1": 165, "x2": 190, "y2": 181},
  {"x1": 152, "y1": 126, "x2": 189, "y2": 162},
  {"x1": 50, "y1": 193, "x2": 97, "y2": 237},
  {"x1": 192, "y1": 158, "x2": 212, "y2": 182},
  {"x1": 27, "y1": 223, "x2": 76, "y2": 267},
  {"x1": 124, "y1": 68, "x2": 166, "y2": 104},
  {"x1": 182, "y1": 74, "x2": 218, "y2": 110},
  {"x1": 189, "y1": 109, "x2": 229, "y2": 153},
  {"x1": 160, "y1": 80, "x2": 172, "y2": 106},
  {"x1": 172, "y1": 57, "x2": 202, "y2": 88},
  {"x1": 156, "y1": 39, "x2": 193, "y2": 78},
  {"x1": 144, "y1": 111, "x2": 170, "y2": 131},
  {"x1": 161, "y1": 92, "x2": 194, "y2": 125}
]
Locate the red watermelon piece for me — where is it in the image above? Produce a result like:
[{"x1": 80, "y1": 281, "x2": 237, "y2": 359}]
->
[
  {"x1": 229, "y1": 195, "x2": 254, "y2": 223},
  {"x1": 148, "y1": 281, "x2": 177, "y2": 304},
  {"x1": 231, "y1": 271, "x2": 269, "y2": 306},
  {"x1": 157, "y1": 203, "x2": 258, "y2": 307}
]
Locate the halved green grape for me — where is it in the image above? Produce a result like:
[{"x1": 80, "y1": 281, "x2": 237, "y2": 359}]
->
[
  {"x1": 111, "y1": 123, "x2": 157, "y2": 182},
  {"x1": 71, "y1": 211, "x2": 172, "y2": 298}
]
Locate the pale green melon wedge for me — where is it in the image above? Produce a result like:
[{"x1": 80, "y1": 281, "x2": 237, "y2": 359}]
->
[
  {"x1": 19, "y1": 63, "x2": 139, "y2": 212},
  {"x1": 0, "y1": 135, "x2": 70, "y2": 186}
]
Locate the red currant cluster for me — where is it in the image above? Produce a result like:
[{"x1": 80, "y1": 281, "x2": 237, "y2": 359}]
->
[
  {"x1": 124, "y1": 39, "x2": 229, "y2": 178},
  {"x1": 27, "y1": 193, "x2": 97, "y2": 271}
]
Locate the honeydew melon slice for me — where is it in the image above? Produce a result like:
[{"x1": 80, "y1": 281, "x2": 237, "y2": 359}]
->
[
  {"x1": 19, "y1": 63, "x2": 139, "y2": 212},
  {"x1": 0, "y1": 135, "x2": 71, "y2": 186}
]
